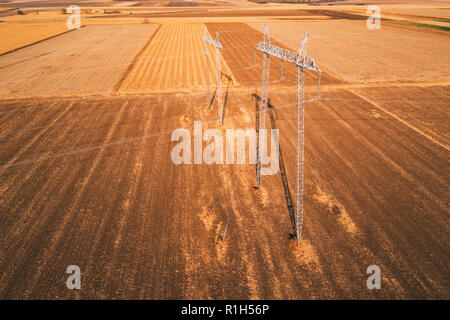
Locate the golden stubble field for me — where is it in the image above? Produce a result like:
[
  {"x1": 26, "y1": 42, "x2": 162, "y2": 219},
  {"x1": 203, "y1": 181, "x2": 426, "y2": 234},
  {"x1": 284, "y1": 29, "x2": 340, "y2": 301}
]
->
[
  {"x1": 0, "y1": 2, "x2": 449, "y2": 299},
  {"x1": 117, "y1": 23, "x2": 237, "y2": 93},
  {"x1": 0, "y1": 22, "x2": 68, "y2": 55},
  {"x1": 0, "y1": 24, "x2": 159, "y2": 97},
  {"x1": 249, "y1": 20, "x2": 450, "y2": 83}
]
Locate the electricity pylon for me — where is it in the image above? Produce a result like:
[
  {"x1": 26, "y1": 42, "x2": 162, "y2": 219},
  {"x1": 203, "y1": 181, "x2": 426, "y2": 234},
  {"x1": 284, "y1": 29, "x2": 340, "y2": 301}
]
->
[
  {"x1": 255, "y1": 24, "x2": 321, "y2": 246},
  {"x1": 203, "y1": 27, "x2": 224, "y2": 123},
  {"x1": 256, "y1": 24, "x2": 271, "y2": 190}
]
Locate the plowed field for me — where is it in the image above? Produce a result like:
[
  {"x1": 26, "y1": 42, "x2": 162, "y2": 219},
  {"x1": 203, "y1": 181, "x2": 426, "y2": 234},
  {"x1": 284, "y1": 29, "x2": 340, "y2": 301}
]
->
[
  {"x1": 206, "y1": 22, "x2": 344, "y2": 87},
  {"x1": 0, "y1": 84, "x2": 448, "y2": 298}
]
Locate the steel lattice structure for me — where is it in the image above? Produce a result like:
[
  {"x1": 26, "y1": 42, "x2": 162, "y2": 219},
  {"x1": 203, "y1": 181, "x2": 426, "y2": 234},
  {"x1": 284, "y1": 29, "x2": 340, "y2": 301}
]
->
[
  {"x1": 203, "y1": 27, "x2": 224, "y2": 124},
  {"x1": 256, "y1": 25, "x2": 271, "y2": 190},
  {"x1": 255, "y1": 24, "x2": 321, "y2": 246}
]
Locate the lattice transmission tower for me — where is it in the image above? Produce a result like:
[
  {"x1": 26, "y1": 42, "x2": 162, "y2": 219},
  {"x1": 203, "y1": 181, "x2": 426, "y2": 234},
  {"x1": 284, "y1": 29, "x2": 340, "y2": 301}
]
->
[
  {"x1": 255, "y1": 24, "x2": 321, "y2": 246},
  {"x1": 203, "y1": 27, "x2": 224, "y2": 124}
]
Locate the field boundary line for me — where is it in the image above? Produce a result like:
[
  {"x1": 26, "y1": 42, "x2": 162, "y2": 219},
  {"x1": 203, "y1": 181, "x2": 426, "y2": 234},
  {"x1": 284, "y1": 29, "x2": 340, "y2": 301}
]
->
[
  {"x1": 0, "y1": 26, "x2": 86, "y2": 57},
  {"x1": 349, "y1": 89, "x2": 450, "y2": 152},
  {"x1": 112, "y1": 24, "x2": 162, "y2": 93},
  {"x1": 1, "y1": 81, "x2": 448, "y2": 101},
  {"x1": 323, "y1": 81, "x2": 450, "y2": 91}
]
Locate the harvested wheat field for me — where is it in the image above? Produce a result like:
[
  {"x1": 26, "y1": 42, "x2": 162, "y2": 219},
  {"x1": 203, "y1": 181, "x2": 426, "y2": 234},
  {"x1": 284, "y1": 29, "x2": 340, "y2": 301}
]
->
[
  {"x1": 117, "y1": 23, "x2": 236, "y2": 93},
  {"x1": 250, "y1": 20, "x2": 450, "y2": 83},
  {"x1": 0, "y1": 0, "x2": 448, "y2": 302},
  {"x1": 0, "y1": 22, "x2": 68, "y2": 55},
  {"x1": 0, "y1": 24, "x2": 159, "y2": 97}
]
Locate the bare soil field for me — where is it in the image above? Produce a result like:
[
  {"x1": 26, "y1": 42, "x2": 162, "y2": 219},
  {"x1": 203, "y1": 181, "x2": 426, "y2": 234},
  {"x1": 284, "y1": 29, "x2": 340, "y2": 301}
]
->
[
  {"x1": 206, "y1": 22, "x2": 343, "y2": 87},
  {"x1": 0, "y1": 24, "x2": 159, "y2": 97},
  {"x1": 167, "y1": 1, "x2": 200, "y2": 6},
  {"x1": 249, "y1": 20, "x2": 450, "y2": 83},
  {"x1": 352, "y1": 85, "x2": 450, "y2": 149},
  {"x1": 0, "y1": 2, "x2": 448, "y2": 300},
  {"x1": 0, "y1": 84, "x2": 448, "y2": 299}
]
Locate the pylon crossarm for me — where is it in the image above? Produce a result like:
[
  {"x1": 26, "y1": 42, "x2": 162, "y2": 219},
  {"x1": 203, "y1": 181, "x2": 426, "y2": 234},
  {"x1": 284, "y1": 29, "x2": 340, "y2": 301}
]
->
[
  {"x1": 203, "y1": 35, "x2": 223, "y2": 49},
  {"x1": 255, "y1": 42, "x2": 321, "y2": 72},
  {"x1": 296, "y1": 33, "x2": 308, "y2": 63}
]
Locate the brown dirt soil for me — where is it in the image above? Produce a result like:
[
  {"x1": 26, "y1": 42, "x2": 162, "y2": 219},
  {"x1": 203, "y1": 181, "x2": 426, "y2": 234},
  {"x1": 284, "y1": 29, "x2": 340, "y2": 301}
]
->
[
  {"x1": 206, "y1": 22, "x2": 344, "y2": 87},
  {"x1": 352, "y1": 85, "x2": 450, "y2": 149},
  {"x1": 0, "y1": 83, "x2": 448, "y2": 298},
  {"x1": 0, "y1": 3, "x2": 448, "y2": 300},
  {"x1": 167, "y1": 1, "x2": 199, "y2": 7}
]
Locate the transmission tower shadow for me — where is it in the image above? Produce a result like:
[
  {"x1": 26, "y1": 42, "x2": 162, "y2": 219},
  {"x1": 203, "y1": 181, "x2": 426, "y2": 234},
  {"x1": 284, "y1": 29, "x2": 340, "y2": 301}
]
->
[
  {"x1": 253, "y1": 91, "x2": 260, "y2": 190},
  {"x1": 220, "y1": 72, "x2": 233, "y2": 122},
  {"x1": 208, "y1": 88, "x2": 217, "y2": 110},
  {"x1": 207, "y1": 72, "x2": 232, "y2": 122},
  {"x1": 252, "y1": 93, "x2": 297, "y2": 237}
]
